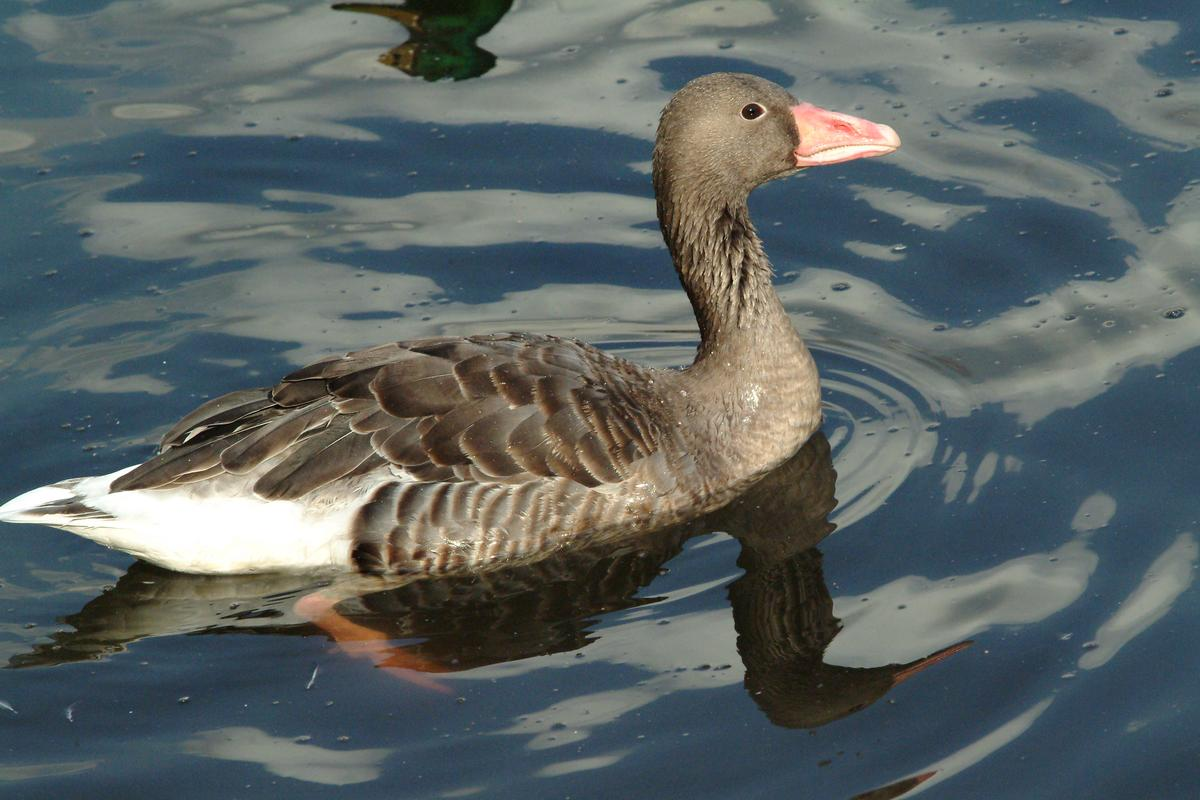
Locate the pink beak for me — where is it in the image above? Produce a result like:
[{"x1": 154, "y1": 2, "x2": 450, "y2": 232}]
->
[{"x1": 791, "y1": 102, "x2": 901, "y2": 167}]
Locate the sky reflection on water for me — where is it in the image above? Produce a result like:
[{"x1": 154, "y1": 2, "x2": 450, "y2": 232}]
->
[{"x1": 1, "y1": 0, "x2": 1199, "y2": 797}]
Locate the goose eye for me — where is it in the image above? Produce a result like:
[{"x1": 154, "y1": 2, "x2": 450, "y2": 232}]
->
[{"x1": 740, "y1": 103, "x2": 766, "y2": 120}]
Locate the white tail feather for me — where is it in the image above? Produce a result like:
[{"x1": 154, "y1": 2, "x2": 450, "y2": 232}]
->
[
  {"x1": 0, "y1": 465, "x2": 359, "y2": 573},
  {"x1": 0, "y1": 483, "x2": 79, "y2": 521}
]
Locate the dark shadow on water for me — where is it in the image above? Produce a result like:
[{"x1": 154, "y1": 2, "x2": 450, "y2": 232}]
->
[{"x1": 7, "y1": 433, "x2": 967, "y2": 730}]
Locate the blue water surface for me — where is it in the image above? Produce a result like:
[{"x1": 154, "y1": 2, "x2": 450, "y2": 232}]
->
[{"x1": 1, "y1": 0, "x2": 1199, "y2": 798}]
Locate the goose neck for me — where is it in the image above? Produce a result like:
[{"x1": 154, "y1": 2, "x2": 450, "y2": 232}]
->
[{"x1": 657, "y1": 187, "x2": 797, "y2": 366}]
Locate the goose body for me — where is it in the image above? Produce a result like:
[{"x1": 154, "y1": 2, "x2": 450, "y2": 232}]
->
[{"x1": 0, "y1": 73, "x2": 899, "y2": 574}]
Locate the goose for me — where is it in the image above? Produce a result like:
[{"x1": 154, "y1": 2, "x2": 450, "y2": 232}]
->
[{"x1": 0, "y1": 73, "x2": 900, "y2": 574}]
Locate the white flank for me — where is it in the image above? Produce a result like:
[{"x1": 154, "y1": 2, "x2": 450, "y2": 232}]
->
[{"x1": 0, "y1": 465, "x2": 368, "y2": 573}]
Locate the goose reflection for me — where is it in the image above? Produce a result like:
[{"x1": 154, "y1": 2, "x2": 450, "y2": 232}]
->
[
  {"x1": 7, "y1": 434, "x2": 966, "y2": 729},
  {"x1": 333, "y1": 0, "x2": 513, "y2": 81}
]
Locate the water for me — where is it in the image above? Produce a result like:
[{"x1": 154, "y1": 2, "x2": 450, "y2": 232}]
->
[{"x1": 1, "y1": 0, "x2": 1198, "y2": 796}]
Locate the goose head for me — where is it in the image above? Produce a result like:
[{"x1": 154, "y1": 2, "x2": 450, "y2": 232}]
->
[{"x1": 653, "y1": 72, "x2": 901, "y2": 201}]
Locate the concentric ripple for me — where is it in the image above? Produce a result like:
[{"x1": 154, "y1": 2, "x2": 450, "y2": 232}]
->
[
  {"x1": 598, "y1": 329, "x2": 968, "y2": 533},
  {"x1": 814, "y1": 338, "x2": 962, "y2": 529}
]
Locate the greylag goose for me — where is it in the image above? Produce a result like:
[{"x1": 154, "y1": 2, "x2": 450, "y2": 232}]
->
[{"x1": 0, "y1": 73, "x2": 900, "y2": 574}]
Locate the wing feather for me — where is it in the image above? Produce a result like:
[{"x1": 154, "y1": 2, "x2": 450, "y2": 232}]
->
[
  {"x1": 459, "y1": 408, "x2": 532, "y2": 476},
  {"x1": 158, "y1": 389, "x2": 275, "y2": 448},
  {"x1": 111, "y1": 437, "x2": 230, "y2": 492},
  {"x1": 219, "y1": 403, "x2": 337, "y2": 474},
  {"x1": 420, "y1": 395, "x2": 510, "y2": 466},
  {"x1": 253, "y1": 423, "x2": 378, "y2": 501},
  {"x1": 371, "y1": 363, "x2": 461, "y2": 416},
  {"x1": 112, "y1": 333, "x2": 673, "y2": 509}
]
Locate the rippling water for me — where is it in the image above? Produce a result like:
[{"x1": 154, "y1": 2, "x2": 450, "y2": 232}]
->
[{"x1": 2, "y1": 0, "x2": 1199, "y2": 797}]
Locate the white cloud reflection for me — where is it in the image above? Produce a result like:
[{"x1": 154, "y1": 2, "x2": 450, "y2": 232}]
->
[
  {"x1": 79, "y1": 187, "x2": 658, "y2": 265},
  {"x1": 826, "y1": 538, "x2": 1098, "y2": 666},
  {"x1": 902, "y1": 698, "x2": 1054, "y2": 797},
  {"x1": 183, "y1": 726, "x2": 391, "y2": 785},
  {"x1": 0, "y1": 760, "x2": 99, "y2": 782},
  {"x1": 849, "y1": 185, "x2": 985, "y2": 231},
  {"x1": 489, "y1": 602, "x2": 742, "y2": 750},
  {"x1": 1078, "y1": 533, "x2": 1197, "y2": 670},
  {"x1": 535, "y1": 751, "x2": 632, "y2": 777}
]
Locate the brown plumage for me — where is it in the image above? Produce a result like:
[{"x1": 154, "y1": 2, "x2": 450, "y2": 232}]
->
[
  {"x1": 106, "y1": 332, "x2": 691, "y2": 572},
  {"x1": 0, "y1": 73, "x2": 900, "y2": 574}
]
